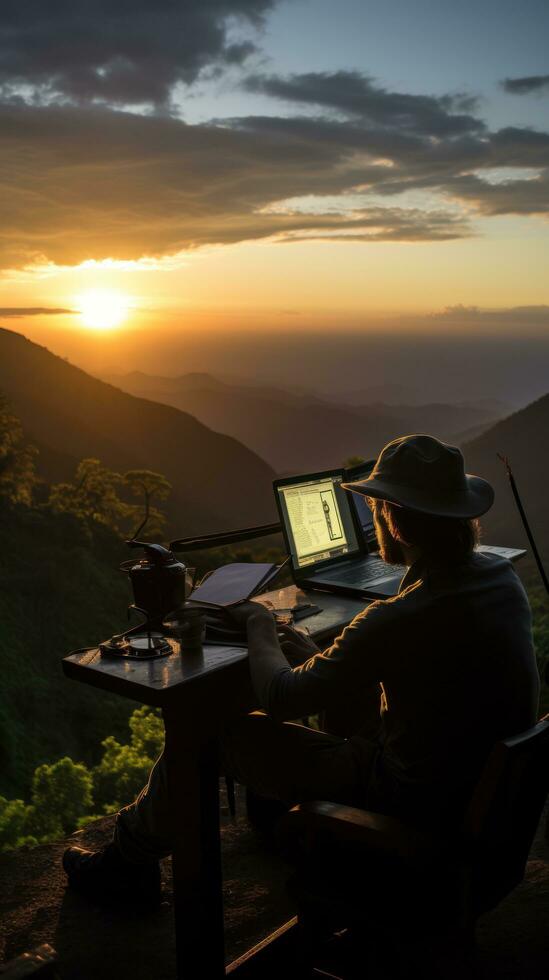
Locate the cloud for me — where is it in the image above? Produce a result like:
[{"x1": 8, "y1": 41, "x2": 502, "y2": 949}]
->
[
  {"x1": 244, "y1": 71, "x2": 483, "y2": 136},
  {"x1": 269, "y1": 208, "x2": 469, "y2": 243},
  {"x1": 1, "y1": 5, "x2": 548, "y2": 275},
  {"x1": 0, "y1": 307, "x2": 75, "y2": 316},
  {"x1": 502, "y1": 75, "x2": 549, "y2": 95},
  {"x1": 417, "y1": 304, "x2": 549, "y2": 338},
  {"x1": 0, "y1": 72, "x2": 548, "y2": 272},
  {"x1": 433, "y1": 304, "x2": 549, "y2": 323},
  {"x1": 0, "y1": 99, "x2": 477, "y2": 270},
  {"x1": 439, "y1": 171, "x2": 549, "y2": 216},
  {"x1": 226, "y1": 113, "x2": 549, "y2": 215},
  {"x1": 0, "y1": 0, "x2": 275, "y2": 108}
]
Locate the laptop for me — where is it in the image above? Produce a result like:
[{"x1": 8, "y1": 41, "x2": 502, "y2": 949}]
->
[
  {"x1": 344, "y1": 459, "x2": 377, "y2": 540},
  {"x1": 273, "y1": 467, "x2": 405, "y2": 599},
  {"x1": 344, "y1": 460, "x2": 527, "y2": 564}
]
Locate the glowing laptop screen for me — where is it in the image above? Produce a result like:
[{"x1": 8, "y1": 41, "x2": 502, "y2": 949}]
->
[{"x1": 277, "y1": 473, "x2": 360, "y2": 569}]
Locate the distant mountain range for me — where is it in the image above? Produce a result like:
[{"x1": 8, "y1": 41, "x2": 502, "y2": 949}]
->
[
  {"x1": 100, "y1": 368, "x2": 549, "y2": 566},
  {"x1": 102, "y1": 370, "x2": 508, "y2": 474},
  {"x1": 2, "y1": 328, "x2": 545, "y2": 566},
  {"x1": 0, "y1": 329, "x2": 276, "y2": 536}
]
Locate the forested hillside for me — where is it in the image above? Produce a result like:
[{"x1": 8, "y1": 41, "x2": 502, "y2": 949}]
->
[
  {"x1": 0, "y1": 504, "x2": 134, "y2": 797},
  {"x1": 0, "y1": 329, "x2": 276, "y2": 535}
]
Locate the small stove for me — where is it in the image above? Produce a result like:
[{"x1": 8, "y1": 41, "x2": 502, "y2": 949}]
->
[
  {"x1": 100, "y1": 630, "x2": 172, "y2": 660},
  {"x1": 99, "y1": 538, "x2": 189, "y2": 660}
]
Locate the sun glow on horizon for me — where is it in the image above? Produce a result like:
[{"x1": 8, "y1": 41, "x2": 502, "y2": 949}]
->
[{"x1": 76, "y1": 288, "x2": 131, "y2": 329}]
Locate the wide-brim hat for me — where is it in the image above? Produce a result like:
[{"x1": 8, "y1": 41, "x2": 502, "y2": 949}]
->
[{"x1": 342, "y1": 434, "x2": 494, "y2": 519}]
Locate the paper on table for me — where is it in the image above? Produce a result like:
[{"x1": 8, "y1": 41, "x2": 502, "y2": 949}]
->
[{"x1": 189, "y1": 562, "x2": 279, "y2": 608}]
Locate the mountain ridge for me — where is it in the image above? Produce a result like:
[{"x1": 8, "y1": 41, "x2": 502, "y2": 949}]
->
[
  {"x1": 0, "y1": 328, "x2": 276, "y2": 535},
  {"x1": 464, "y1": 391, "x2": 549, "y2": 559},
  {"x1": 102, "y1": 369, "x2": 508, "y2": 474}
]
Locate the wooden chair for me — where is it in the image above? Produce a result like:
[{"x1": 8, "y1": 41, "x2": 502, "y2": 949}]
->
[{"x1": 279, "y1": 715, "x2": 549, "y2": 975}]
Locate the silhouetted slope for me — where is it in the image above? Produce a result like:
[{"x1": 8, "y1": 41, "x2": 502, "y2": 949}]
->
[
  {"x1": 464, "y1": 393, "x2": 549, "y2": 557},
  {"x1": 0, "y1": 329, "x2": 276, "y2": 534},
  {"x1": 30, "y1": 439, "x2": 80, "y2": 485}
]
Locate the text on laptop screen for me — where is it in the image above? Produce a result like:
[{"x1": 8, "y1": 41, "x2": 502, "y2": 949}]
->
[{"x1": 277, "y1": 474, "x2": 360, "y2": 569}]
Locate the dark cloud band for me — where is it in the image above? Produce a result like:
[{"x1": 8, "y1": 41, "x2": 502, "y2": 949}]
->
[
  {"x1": 0, "y1": 307, "x2": 75, "y2": 316},
  {"x1": 0, "y1": 0, "x2": 275, "y2": 107},
  {"x1": 244, "y1": 70, "x2": 484, "y2": 137},
  {"x1": 502, "y1": 75, "x2": 549, "y2": 95}
]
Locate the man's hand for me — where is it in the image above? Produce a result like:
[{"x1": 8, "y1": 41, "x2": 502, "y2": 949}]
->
[
  {"x1": 227, "y1": 600, "x2": 273, "y2": 629},
  {"x1": 277, "y1": 623, "x2": 320, "y2": 666},
  {"x1": 227, "y1": 603, "x2": 319, "y2": 667}
]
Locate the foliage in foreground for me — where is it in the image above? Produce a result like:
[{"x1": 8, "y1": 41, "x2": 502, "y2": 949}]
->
[{"x1": 0, "y1": 706, "x2": 164, "y2": 852}]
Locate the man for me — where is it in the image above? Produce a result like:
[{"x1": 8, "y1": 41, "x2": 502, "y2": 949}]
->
[{"x1": 63, "y1": 434, "x2": 540, "y2": 903}]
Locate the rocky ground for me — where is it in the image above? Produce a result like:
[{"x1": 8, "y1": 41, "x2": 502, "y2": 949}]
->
[{"x1": 1, "y1": 787, "x2": 548, "y2": 979}]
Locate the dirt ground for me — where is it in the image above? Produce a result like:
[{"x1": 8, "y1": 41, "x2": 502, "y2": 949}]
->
[{"x1": 1, "y1": 787, "x2": 548, "y2": 979}]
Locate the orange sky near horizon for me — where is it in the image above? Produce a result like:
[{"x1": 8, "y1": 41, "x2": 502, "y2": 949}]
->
[{"x1": 2, "y1": 214, "x2": 549, "y2": 349}]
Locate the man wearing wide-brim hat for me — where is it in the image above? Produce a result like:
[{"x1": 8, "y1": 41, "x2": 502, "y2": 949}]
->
[
  {"x1": 64, "y1": 435, "x2": 540, "y2": 903},
  {"x1": 345, "y1": 431, "x2": 495, "y2": 520}
]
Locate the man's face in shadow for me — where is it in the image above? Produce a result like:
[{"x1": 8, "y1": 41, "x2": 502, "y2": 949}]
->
[{"x1": 369, "y1": 498, "x2": 407, "y2": 566}]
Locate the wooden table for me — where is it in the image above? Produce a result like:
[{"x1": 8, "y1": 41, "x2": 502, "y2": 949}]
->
[{"x1": 62, "y1": 585, "x2": 366, "y2": 978}]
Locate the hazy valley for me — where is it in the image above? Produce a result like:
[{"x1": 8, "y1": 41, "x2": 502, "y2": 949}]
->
[{"x1": 102, "y1": 369, "x2": 508, "y2": 475}]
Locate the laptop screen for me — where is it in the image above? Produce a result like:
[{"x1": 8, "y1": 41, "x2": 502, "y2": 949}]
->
[
  {"x1": 344, "y1": 460, "x2": 376, "y2": 537},
  {"x1": 275, "y1": 470, "x2": 361, "y2": 570}
]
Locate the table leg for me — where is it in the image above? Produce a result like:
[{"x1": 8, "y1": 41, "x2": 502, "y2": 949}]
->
[{"x1": 163, "y1": 709, "x2": 225, "y2": 979}]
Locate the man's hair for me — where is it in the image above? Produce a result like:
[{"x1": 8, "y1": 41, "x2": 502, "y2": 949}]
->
[{"x1": 383, "y1": 501, "x2": 480, "y2": 562}]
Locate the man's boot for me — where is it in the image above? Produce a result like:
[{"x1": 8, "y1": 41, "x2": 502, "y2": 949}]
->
[{"x1": 63, "y1": 841, "x2": 162, "y2": 907}]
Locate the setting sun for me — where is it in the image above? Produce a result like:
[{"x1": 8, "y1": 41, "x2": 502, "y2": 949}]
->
[{"x1": 76, "y1": 288, "x2": 130, "y2": 329}]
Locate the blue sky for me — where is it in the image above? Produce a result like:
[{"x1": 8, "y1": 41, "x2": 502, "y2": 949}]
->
[{"x1": 181, "y1": 0, "x2": 549, "y2": 131}]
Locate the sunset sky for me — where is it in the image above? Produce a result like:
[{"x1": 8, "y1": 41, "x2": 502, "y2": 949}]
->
[{"x1": 1, "y1": 0, "x2": 548, "y2": 392}]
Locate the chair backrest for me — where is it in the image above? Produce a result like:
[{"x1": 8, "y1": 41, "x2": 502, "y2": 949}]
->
[{"x1": 462, "y1": 713, "x2": 549, "y2": 914}]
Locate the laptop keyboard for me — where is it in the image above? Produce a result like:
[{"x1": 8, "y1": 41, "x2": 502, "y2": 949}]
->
[{"x1": 327, "y1": 557, "x2": 406, "y2": 587}]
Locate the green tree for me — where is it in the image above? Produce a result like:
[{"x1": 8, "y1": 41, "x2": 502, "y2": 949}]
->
[
  {"x1": 92, "y1": 706, "x2": 164, "y2": 813},
  {"x1": 48, "y1": 458, "x2": 131, "y2": 534},
  {"x1": 26, "y1": 756, "x2": 94, "y2": 839},
  {"x1": 0, "y1": 796, "x2": 36, "y2": 852},
  {"x1": 124, "y1": 469, "x2": 172, "y2": 538},
  {"x1": 48, "y1": 460, "x2": 172, "y2": 539},
  {"x1": 0, "y1": 394, "x2": 37, "y2": 505},
  {"x1": 0, "y1": 709, "x2": 163, "y2": 849}
]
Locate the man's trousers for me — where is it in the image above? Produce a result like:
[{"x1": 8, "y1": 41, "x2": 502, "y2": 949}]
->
[{"x1": 114, "y1": 711, "x2": 376, "y2": 863}]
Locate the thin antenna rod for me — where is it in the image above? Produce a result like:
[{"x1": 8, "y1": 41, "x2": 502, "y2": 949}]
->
[
  {"x1": 129, "y1": 489, "x2": 150, "y2": 542},
  {"x1": 497, "y1": 453, "x2": 549, "y2": 595}
]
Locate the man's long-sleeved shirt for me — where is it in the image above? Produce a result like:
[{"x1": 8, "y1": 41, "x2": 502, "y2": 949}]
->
[{"x1": 250, "y1": 552, "x2": 539, "y2": 824}]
